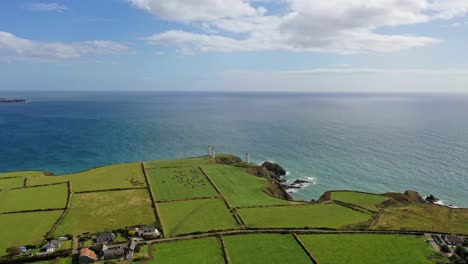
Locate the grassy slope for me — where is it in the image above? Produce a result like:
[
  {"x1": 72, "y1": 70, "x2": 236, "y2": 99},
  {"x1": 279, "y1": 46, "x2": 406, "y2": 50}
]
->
[
  {"x1": 148, "y1": 167, "x2": 218, "y2": 201},
  {"x1": 54, "y1": 189, "x2": 155, "y2": 236},
  {"x1": 0, "y1": 184, "x2": 68, "y2": 212},
  {"x1": 0, "y1": 171, "x2": 45, "y2": 178},
  {"x1": 0, "y1": 211, "x2": 63, "y2": 254},
  {"x1": 372, "y1": 204, "x2": 468, "y2": 234},
  {"x1": 201, "y1": 164, "x2": 290, "y2": 207},
  {"x1": 331, "y1": 191, "x2": 388, "y2": 211},
  {"x1": 149, "y1": 237, "x2": 225, "y2": 264},
  {"x1": 0, "y1": 177, "x2": 24, "y2": 190},
  {"x1": 28, "y1": 163, "x2": 146, "y2": 192},
  {"x1": 144, "y1": 156, "x2": 214, "y2": 169},
  {"x1": 238, "y1": 203, "x2": 371, "y2": 228},
  {"x1": 299, "y1": 234, "x2": 437, "y2": 264},
  {"x1": 223, "y1": 234, "x2": 311, "y2": 264},
  {"x1": 158, "y1": 198, "x2": 239, "y2": 236}
]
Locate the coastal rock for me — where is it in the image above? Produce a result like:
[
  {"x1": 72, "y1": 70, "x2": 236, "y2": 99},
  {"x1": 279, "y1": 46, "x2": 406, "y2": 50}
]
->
[
  {"x1": 404, "y1": 190, "x2": 426, "y2": 203},
  {"x1": 293, "y1": 179, "x2": 310, "y2": 184},
  {"x1": 425, "y1": 194, "x2": 440, "y2": 204},
  {"x1": 215, "y1": 155, "x2": 242, "y2": 165},
  {"x1": 261, "y1": 161, "x2": 286, "y2": 178}
]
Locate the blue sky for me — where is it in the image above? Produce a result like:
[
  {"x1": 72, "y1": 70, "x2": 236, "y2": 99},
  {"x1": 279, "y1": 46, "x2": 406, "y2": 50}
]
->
[{"x1": 1, "y1": 0, "x2": 468, "y2": 92}]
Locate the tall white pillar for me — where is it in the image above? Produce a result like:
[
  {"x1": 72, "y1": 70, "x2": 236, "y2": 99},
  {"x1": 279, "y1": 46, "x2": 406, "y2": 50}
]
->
[
  {"x1": 212, "y1": 148, "x2": 216, "y2": 159},
  {"x1": 208, "y1": 146, "x2": 212, "y2": 157}
]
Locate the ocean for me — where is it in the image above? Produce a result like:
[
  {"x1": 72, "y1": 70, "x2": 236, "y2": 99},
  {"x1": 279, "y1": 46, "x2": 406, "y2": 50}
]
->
[{"x1": 1, "y1": 91, "x2": 467, "y2": 207}]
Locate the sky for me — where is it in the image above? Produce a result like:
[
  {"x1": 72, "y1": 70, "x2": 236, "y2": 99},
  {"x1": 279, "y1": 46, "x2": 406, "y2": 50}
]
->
[{"x1": 1, "y1": 0, "x2": 468, "y2": 92}]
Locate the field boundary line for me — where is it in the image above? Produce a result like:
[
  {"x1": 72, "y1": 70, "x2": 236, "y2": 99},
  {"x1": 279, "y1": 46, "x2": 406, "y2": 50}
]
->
[
  {"x1": 332, "y1": 200, "x2": 378, "y2": 214},
  {"x1": 218, "y1": 235, "x2": 231, "y2": 264},
  {"x1": 0, "y1": 176, "x2": 24, "y2": 180},
  {"x1": 73, "y1": 187, "x2": 147, "y2": 194},
  {"x1": 45, "y1": 181, "x2": 73, "y2": 238},
  {"x1": 292, "y1": 232, "x2": 320, "y2": 264},
  {"x1": 23, "y1": 177, "x2": 28, "y2": 187},
  {"x1": 0, "y1": 208, "x2": 65, "y2": 215},
  {"x1": 142, "y1": 162, "x2": 166, "y2": 238},
  {"x1": 236, "y1": 202, "x2": 311, "y2": 209},
  {"x1": 198, "y1": 166, "x2": 246, "y2": 227},
  {"x1": 10, "y1": 181, "x2": 68, "y2": 190},
  {"x1": 156, "y1": 196, "x2": 221, "y2": 203},
  {"x1": 146, "y1": 165, "x2": 194, "y2": 170}
]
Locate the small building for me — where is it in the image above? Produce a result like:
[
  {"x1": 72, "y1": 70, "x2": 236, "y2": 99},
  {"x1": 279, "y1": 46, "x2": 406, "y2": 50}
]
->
[
  {"x1": 136, "y1": 226, "x2": 159, "y2": 237},
  {"x1": 125, "y1": 239, "x2": 137, "y2": 260},
  {"x1": 93, "y1": 232, "x2": 116, "y2": 243},
  {"x1": 58, "y1": 236, "x2": 69, "y2": 241},
  {"x1": 79, "y1": 248, "x2": 98, "y2": 264},
  {"x1": 444, "y1": 235, "x2": 464, "y2": 247},
  {"x1": 99, "y1": 245, "x2": 126, "y2": 260},
  {"x1": 42, "y1": 239, "x2": 61, "y2": 253}
]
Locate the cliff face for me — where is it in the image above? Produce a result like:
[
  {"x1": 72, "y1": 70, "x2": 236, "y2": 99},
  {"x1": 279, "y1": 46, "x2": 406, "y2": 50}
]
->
[
  {"x1": 248, "y1": 162, "x2": 292, "y2": 201},
  {"x1": 261, "y1": 161, "x2": 286, "y2": 178}
]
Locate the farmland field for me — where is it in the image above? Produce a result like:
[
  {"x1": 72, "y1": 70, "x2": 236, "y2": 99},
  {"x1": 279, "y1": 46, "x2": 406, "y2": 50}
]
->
[
  {"x1": 0, "y1": 184, "x2": 68, "y2": 212},
  {"x1": 299, "y1": 234, "x2": 437, "y2": 264},
  {"x1": 54, "y1": 189, "x2": 155, "y2": 236},
  {"x1": 201, "y1": 165, "x2": 290, "y2": 207},
  {"x1": 371, "y1": 204, "x2": 468, "y2": 234},
  {"x1": 331, "y1": 191, "x2": 388, "y2": 211},
  {"x1": 0, "y1": 171, "x2": 45, "y2": 178},
  {"x1": 223, "y1": 234, "x2": 311, "y2": 264},
  {"x1": 158, "y1": 198, "x2": 239, "y2": 236},
  {"x1": 144, "y1": 156, "x2": 214, "y2": 169},
  {"x1": 0, "y1": 177, "x2": 24, "y2": 190},
  {"x1": 238, "y1": 203, "x2": 371, "y2": 228},
  {"x1": 148, "y1": 167, "x2": 218, "y2": 201},
  {"x1": 149, "y1": 237, "x2": 224, "y2": 264},
  {"x1": 28, "y1": 163, "x2": 146, "y2": 192},
  {"x1": 0, "y1": 211, "x2": 63, "y2": 255}
]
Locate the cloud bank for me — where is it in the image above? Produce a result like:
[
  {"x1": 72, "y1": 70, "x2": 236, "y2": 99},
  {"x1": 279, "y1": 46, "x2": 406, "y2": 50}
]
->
[
  {"x1": 22, "y1": 2, "x2": 69, "y2": 12},
  {"x1": 134, "y1": 0, "x2": 468, "y2": 54}
]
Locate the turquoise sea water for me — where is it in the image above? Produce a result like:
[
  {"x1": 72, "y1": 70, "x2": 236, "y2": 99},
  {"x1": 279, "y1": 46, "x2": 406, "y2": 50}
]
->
[{"x1": 1, "y1": 91, "x2": 467, "y2": 207}]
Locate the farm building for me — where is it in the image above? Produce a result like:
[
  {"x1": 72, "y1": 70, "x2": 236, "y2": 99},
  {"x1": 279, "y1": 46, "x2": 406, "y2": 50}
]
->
[
  {"x1": 125, "y1": 239, "x2": 137, "y2": 260},
  {"x1": 42, "y1": 239, "x2": 61, "y2": 253},
  {"x1": 93, "y1": 232, "x2": 116, "y2": 243},
  {"x1": 79, "y1": 248, "x2": 98, "y2": 263},
  {"x1": 136, "y1": 226, "x2": 159, "y2": 237},
  {"x1": 99, "y1": 244, "x2": 126, "y2": 260},
  {"x1": 444, "y1": 235, "x2": 464, "y2": 246}
]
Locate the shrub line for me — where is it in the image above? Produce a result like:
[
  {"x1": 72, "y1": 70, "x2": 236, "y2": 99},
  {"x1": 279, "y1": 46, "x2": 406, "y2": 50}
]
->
[
  {"x1": 0, "y1": 208, "x2": 65, "y2": 215},
  {"x1": 156, "y1": 196, "x2": 221, "y2": 203},
  {"x1": 332, "y1": 200, "x2": 377, "y2": 215},
  {"x1": 218, "y1": 235, "x2": 231, "y2": 264},
  {"x1": 45, "y1": 181, "x2": 73, "y2": 238},
  {"x1": 10, "y1": 181, "x2": 68, "y2": 190},
  {"x1": 198, "y1": 166, "x2": 246, "y2": 227},
  {"x1": 291, "y1": 232, "x2": 320, "y2": 264},
  {"x1": 142, "y1": 162, "x2": 166, "y2": 238},
  {"x1": 73, "y1": 187, "x2": 147, "y2": 194}
]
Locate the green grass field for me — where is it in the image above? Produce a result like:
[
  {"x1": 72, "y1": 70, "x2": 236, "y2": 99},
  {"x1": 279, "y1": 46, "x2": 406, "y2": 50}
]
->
[
  {"x1": 331, "y1": 191, "x2": 388, "y2": 211},
  {"x1": 372, "y1": 204, "x2": 468, "y2": 234},
  {"x1": 54, "y1": 189, "x2": 155, "y2": 236},
  {"x1": 223, "y1": 234, "x2": 311, "y2": 264},
  {"x1": 299, "y1": 234, "x2": 437, "y2": 264},
  {"x1": 28, "y1": 162, "x2": 146, "y2": 192},
  {"x1": 0, "y1": 211, "x2": 63, "y2": 256},
  {"x1": 158, "y1": 198, "x2": 239, "y2": 236},
  {"x1": 0, "y1": 177, "x2": 24, "y2": 190},
  {"x1": 144, "y1": 156, "x2": 214, "y2": 169},
  {"x1": 201, "y1": 165, "x2": 290, "y2": 207},
  {"x1": 149, "y1": 237, "x2": 225, "y2": 264},
  {"x1": 148, "y1": 167, "x2": 218, "y2": 201},
  {"x1": 0, "y1": 184, "x2": 68, "y2": 212},
  {"x1": 238, "y1": 203, "x2": 371, "y2": 228},
  {"x1": 34, "y1": 257, "x2": 74, "y2": 264},
  {"x1": 0, "y1": 171, "x2": 46, "y2": 178}
]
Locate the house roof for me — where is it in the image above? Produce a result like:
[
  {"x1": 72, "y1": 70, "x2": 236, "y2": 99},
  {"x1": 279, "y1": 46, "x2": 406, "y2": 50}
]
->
[
  {"x1": 445, "y1": 235, "x2": 464, "y2": 244},
  {"x1": 80, "y1": 248, "x2": 98, "y2": 260},
  {"x1": 96, "y1": 232, "x2": 116, "y2": 240}
]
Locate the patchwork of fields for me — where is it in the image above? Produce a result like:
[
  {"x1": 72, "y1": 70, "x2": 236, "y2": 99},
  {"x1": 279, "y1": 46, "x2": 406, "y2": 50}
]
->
[{"x1": 0, "y1": 154, "x2": 462, "y2": 263}]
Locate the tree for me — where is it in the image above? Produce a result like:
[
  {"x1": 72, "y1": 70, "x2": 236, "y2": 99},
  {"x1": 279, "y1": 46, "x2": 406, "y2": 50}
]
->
[
  {"x1": 6, "y1": 246, "x2": 21, "y2": 256},
  {"x1": 64, "y1": 234, "x2": 73, "y2": 240},
  {"x1": 441, "y1": 244, "x2": 451, "y2": 253}
]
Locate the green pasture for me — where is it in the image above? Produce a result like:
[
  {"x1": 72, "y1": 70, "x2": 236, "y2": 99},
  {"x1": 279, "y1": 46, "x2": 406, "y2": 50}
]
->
[
  {"x1": 201, "y1": 165, "x2": 289, "y2": 207},
  {"x1": 0, "y1": 211, "x2": 63, "y2": 256},
  {"x1": 238, "y1": 203, "x2": 371, "y2": 229},
  {"x1": 144, "y1": 156, "x2": 214, "y2": 169},
  {"x1": 149, "y1": 237, "x2": 224, "y2": 264},
  {"x1": 148, "y1": 167, "x2": 218, "y2": 201},
  {"x1": 223, "y1": 234, "x2": 311, "y2": 264},
  {"x1": 299, "y1": 234, "x2": 438, "y2": 264},
  {"x1": 158, "y1": 198, "x2": 239, "y2": 236},
  {"x1": 54, "y1": 189, "x2": 155, "y2": 236},
  {"x1": 0, "y1": 184, "x2": 68, "y2": 212},
  {"x1": 28, "y1": 162, "x2": 146, "y2": 192},
  {"x1": 372, "y1": 204, "x2": 468, "y2": 234},
  {"x1": 331, "y1": 191, "x2": 388, "y2": 211},
  {"x1": 0, "y1": 171, "x2": 45, "y2": 178},
  {"x1": 0, "y1": 177, "x2": 24, "y2": 190}
]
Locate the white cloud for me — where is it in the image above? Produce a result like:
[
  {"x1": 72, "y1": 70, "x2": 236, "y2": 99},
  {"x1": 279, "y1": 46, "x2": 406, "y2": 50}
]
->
[
  {"x1": 128, "y1": 0, "x2": 264, "y2": 22},
  {"x1": 138, "y1": 0, "x2": 468, "y2": 54},
  {"x1": 0, "y1": 31, "x2": 132, "y2": 60},
  {"x1": 22, "y1": 2, "x2": 69, "y2": 12}
]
